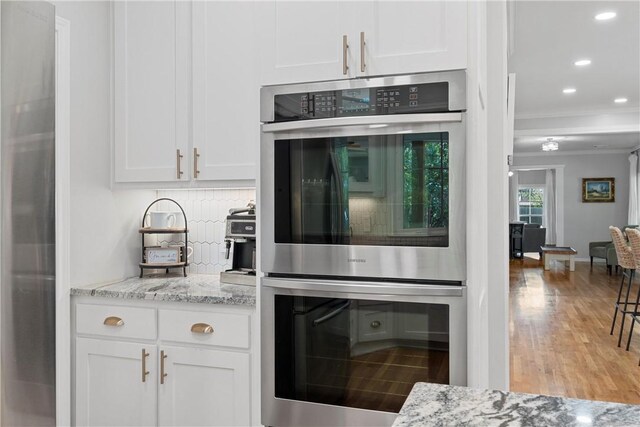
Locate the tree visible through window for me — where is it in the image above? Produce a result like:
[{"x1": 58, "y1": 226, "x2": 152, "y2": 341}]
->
[
  {"x1": 402, "y1": 133, "x2": 449, "y2": 230},
  {"x1": 518, "y1": 187, "x2": 544, "y2": 225}
]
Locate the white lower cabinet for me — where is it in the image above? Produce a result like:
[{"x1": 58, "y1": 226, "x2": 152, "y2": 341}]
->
[
  {"x1": 158, "y1": 346, "x2": 250, "y2": 426},
  {"x1": 75, "y1": 339, "x2": 157, "y2": 427},
  {"x1": 73, "y1": 298, "x2": 257, "y2": 427}
]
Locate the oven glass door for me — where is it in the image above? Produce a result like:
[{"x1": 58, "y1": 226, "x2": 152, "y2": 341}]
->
[
  {"x1": 274, "y1": 294, "x2": 450, "y2": 413},
  {"x1": 274, "y1": 132, "x2": 450, "y2": 247}
]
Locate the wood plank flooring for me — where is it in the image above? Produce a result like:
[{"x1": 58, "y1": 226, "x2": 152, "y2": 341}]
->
[{"x1": 510, "y1": 256, "x2": 640, "y2": 404}]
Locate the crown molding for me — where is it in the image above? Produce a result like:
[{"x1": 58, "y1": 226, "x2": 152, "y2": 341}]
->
[
  {"x1": 510, "y1": 164, "x2": 565, "y2": 171},
  {"x1": 513, "y1": 148, "x2": 631, "y2": 157},
  {"x1": 514, "y1": 124, "x2": 640, "y2": 137},
  {"x1": 515, "y1": 107, "x2": 640, "y2": 121}
]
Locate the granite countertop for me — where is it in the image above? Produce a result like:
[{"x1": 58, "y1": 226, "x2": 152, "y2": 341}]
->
[
  {"x1": 70, "y1": 274, "x2": 255, "y2": 306},
  {"x1": 393, "y1": 383, "x2": 640, "y2": 427}
]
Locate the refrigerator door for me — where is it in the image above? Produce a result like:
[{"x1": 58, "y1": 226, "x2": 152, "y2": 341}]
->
[{"x1": 1, "y1": 1, "x2": 56, "y2": 425}]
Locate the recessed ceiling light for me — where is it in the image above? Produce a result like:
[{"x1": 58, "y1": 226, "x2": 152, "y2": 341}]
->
[
  {"x1": 574, "y1": 59, "x2": 591, "y2": 66},
  {"x1": 369, "y1": 124, "x2": 388, "y2": 128},
  {"x1": 614, "y1": 98, "x2": 628, "y2": 103},
  {"x1": 595, "y1": 11, "x2": 616, "y2": 21},
  {"x1": 563, "y1": 88, "x2": 576, "y2": 94}
]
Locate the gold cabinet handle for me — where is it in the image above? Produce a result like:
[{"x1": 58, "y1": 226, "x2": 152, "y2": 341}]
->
[
  {"x1": 191, "y1": 322, "x2": 214, "y2": 334},
  {"x1": 342, "y1": 35, "x2": 349, "y2": 75},
  {"x1": 360, "y1": 31, "x2": 366, "y2": 72},
  {"x1": 176, "y1": 149, "x2": 184, "y2": 179},
  {"x1": 160, "y1": 350, "x2": 168, "y2": 385},
  {"x1": 103, "y1": 316, "x2": 124, "y2": 327},
  {"x1": 141, "y1": 349, "x2": 150, "y2": 383},
  {"x1": 193, "y1": 147, "x2": 200, "y2": 179}
]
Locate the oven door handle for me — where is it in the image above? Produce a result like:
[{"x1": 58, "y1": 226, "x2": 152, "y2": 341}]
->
[
  {"x1": 261, "y1": 112, "x2": 463, "y2": 133},
  {"x1": 263, "y1": 277, "x2": 464, "y2": 297},
  {"x1": 312, "y1": 301, "x2": 351, "y2": 327}
]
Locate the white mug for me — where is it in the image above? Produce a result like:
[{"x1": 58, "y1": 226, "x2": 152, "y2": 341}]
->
[{"x1": 145, "y1": 211, "x2": 176, "y2": 229}]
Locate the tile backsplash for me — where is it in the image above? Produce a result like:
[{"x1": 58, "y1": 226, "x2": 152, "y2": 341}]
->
[{"x1": 153, "y1": 189, "x2": 255, "y2": 275}]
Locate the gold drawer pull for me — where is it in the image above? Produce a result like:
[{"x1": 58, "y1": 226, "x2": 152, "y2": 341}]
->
[
  {"x1": 191, "y1": 323, "x2": 214, "y2": 334},
  {"x1": 104, "y1": 316, "x2": 124, "y2": 327}
]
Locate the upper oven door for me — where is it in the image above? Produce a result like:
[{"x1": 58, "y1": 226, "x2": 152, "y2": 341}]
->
[{"x1": 261, "y1": 113, "x2": 465, "y2": 282}]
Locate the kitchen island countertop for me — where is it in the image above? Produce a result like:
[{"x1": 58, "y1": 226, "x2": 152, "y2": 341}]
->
[
  {"x1": 393, "y1": 382, "x2": 640, "y2": 427},
  {"x1": 70, "y1": 273, "x2": 255, "y2": 306}
]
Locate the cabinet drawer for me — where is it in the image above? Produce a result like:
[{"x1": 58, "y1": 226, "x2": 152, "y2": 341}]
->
[
  {"x1": 76, "y1": 304, "x2": 157, "y2": 340},
  {"x1": 159, "y1": 309, "x2": 250, "y2": 349}
]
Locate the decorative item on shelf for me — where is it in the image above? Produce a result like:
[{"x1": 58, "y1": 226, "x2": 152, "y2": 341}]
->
[
  {"x1": 139, "y1": 198, "x2": 189, "y2": 277},
  {"x1": 582, "y1": 177, "x2": 615, "y2": 203}
]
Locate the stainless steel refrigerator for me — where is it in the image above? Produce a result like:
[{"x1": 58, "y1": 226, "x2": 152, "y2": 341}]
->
[{"x1": 1, "y1": 1, "x2": 56, "y2": 425}]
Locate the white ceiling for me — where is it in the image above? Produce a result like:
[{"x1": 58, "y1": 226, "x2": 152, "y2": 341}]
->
[{"x1": 509, "y1": 1, "x2": 640, "y2": 154}]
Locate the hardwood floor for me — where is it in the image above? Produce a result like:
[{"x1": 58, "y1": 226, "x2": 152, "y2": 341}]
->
[{"x1": 510, "y1": 256, "x2": 640, "y2": 404}]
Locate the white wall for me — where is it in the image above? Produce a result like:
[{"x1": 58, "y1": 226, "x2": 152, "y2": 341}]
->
[
  {"x1": 518, "y1": 170, "x2": 545, "y2": 186},
  {"x1": 513, "y1": 152, "x2": 629, "y2": 259},
  {"x1": 53, "y1": 1, "x2": 156, "y2": 286},
  {"x1": 486, "y1": 0, "x2": 509, "y2": 391}
]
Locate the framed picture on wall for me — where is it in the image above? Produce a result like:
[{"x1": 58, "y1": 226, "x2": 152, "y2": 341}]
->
[{"x1": 582, "y1": 177, "x2": 615, "y2": 203}]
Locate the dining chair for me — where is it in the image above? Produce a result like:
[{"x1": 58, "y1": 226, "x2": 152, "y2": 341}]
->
[
  {"x1": 609, "y1": 226, "x2": 638, "y2": 347},
  {"x1": 624, "y1": 228, "x2": 640, "y2": 363}
]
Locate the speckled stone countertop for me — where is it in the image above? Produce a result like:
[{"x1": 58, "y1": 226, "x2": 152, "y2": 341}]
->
[
  {"x1": 70, "y1": 274, "x2": 255, "y2": 306},
  {"x1": 393, "y1": 383, "x2": 640, "y2": 427}
]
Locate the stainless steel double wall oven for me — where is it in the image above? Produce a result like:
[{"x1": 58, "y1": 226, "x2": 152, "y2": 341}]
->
[{"x1": 260, "y1": 71, "x2": 467, "y2": 427}]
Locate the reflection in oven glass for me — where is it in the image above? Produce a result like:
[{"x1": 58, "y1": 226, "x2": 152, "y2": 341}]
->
[
  {"x1": 274, "y1": 132, "x2": 449, "y2": 247},
  {"x1": 274, "y1": 296, "x2": 449, "y2": 413}
]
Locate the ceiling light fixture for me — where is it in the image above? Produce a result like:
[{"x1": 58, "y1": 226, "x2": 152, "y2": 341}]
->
[
  {"x1": 574, "y1": 59, "x2": 591, "y2": 66},
  {"x1": 369, "y1": 124, "x2": 388, "y2": 129},
  {"x1": 542, "y1": 138, "x2": 559, "y2": 152},
  {"x1": 563, "y1": 88, "x2": 576, "y2": 94},
  {"x1": 614, "y1": 98, "x2": 628, "y2": 103},
  {"x1": 595, "y1": 11, "x2": 616, "y2": 21}
]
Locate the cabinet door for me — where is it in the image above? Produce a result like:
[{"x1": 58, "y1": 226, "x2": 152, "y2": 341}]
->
[
  {"x1": 158, "y1": 346, "x2": 251, "y2": 427},
  {"x1": 114, "y1": 1, "x2": 190, "y2": 183},
  {"x1": 357, "y1": 1, "x2": 467, "y2": 77},
  {"x1": 75, "y1": 338, "x2": 157, "y2": 426},
  {"x1": 256, "y1": 0, "x2": 355, "y2": 85},
  {"x1": 357, "y1": 301, "x2": 394, "y2": 343},
  {"x1": 191, "y1": 1, "x2": 257, "y2": 183}
]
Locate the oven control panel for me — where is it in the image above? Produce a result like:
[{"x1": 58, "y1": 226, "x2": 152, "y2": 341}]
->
[{"x1": 274, "y1": 81, "x2": 450, "y2": 122}]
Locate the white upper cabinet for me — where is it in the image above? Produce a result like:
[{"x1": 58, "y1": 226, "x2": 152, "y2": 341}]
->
[
  {"x1": 114, "y1": 1, "x2": 191, "y2": 183},
  {"x1": 259, "y1": 0, "x2": 467, "y2": 86},
  {"x1": 256, "y1": 1, "x2": 355, "y2": 85},
  {"x1": 192, "y1": 1, "x2": 257, "y2": 182},
  {"x1": 113, "y1": 1, "x2": 258, "y2": 185},
  {"x1": 357, "y1": 1, "x2": 467, "y2": 77}
]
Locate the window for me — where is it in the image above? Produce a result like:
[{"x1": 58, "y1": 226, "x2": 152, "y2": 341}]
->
[
  {"x1": 401, "y1": 133, "x2": 449, "y2": 230},
  {"x1": 518, "y1": 187, "x2": 544, "y2": 225}
]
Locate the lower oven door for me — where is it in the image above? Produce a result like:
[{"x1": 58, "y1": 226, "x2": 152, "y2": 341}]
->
[{"x1": 261, "y1": 277, "x2": 467, "y2": 427}]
